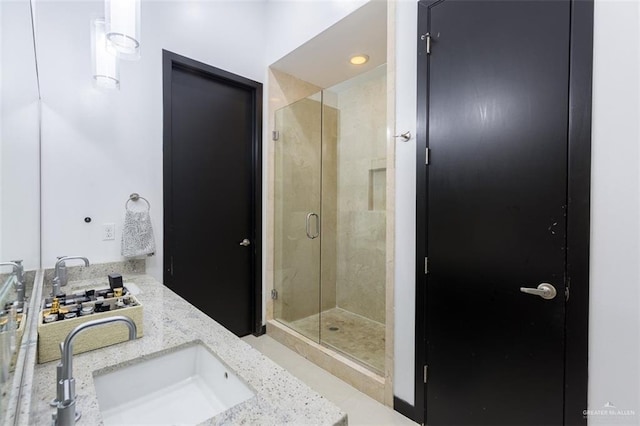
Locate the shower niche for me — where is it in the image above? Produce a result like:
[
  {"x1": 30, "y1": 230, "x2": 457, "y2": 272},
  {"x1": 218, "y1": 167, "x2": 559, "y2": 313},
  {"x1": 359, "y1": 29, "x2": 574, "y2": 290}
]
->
[{"x1": 270, "y1": 3, "x2": 388, "y2": 378}]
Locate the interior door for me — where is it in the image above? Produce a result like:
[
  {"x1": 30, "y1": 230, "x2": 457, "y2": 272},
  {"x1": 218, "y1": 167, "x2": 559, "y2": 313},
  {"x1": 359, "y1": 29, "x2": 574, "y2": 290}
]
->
[
  {"x1": 164, "y1": 53, "x2": 260, "y2": 337},
  {"x1": 422, "y1": 1, "x2": 570, "y2": 424}
]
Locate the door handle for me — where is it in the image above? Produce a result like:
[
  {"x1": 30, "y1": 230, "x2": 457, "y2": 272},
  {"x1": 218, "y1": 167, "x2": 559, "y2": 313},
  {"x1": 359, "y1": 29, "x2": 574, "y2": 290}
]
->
[
  {"x1": 306, "y1": 213, "x2": 313, "y2": 239},
  {"x1": 305, "y1": 212, "x2": 320, "y2": 239},
  {"x1": 239, "y1": 238, "x2": 251, "y2": 246},
  {"x1": 310, "y1": 213, "x2": 319, "y2": 239},
  {"x1": 520, "y1": 283, "x2": 557, "y2": 300}
]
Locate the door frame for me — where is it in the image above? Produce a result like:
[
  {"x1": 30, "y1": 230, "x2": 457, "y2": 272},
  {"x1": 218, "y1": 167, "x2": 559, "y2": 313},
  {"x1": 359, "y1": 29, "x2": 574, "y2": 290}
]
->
[
  {"x1": 162, "y1": 50, "x2": 263, "y2": 335},
  {"x1": 414, "y1": 1, "x2": 594, "y2": 424}
]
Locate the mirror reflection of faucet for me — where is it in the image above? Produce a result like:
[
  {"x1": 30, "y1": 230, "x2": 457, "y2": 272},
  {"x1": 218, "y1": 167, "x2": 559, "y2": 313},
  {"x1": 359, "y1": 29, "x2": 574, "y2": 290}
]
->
[
  {"x1": 56, "y1": 257, "x2": 67, "y2": 289},
  {"x1": 0, "y1": 260, "x2": 26, "y2": 303},
  {"x1": 52, "y1": 257, "x2": 90, "y2": 297}
]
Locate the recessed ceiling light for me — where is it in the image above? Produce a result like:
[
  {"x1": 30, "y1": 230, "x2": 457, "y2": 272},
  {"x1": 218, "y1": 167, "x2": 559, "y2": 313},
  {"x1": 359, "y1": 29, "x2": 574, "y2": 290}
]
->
[{"x1": 349, "y1": 54, "x2": 369, "y2": 65}]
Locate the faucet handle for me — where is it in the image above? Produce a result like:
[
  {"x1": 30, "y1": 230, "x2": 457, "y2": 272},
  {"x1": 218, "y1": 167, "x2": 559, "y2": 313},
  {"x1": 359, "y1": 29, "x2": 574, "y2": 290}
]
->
[
  {"x1": 11, "y1": 260, "x2": 24, "y2": 275},
  {"x1": 52, "y1": 276, "x2": 61, "y2": 297}
]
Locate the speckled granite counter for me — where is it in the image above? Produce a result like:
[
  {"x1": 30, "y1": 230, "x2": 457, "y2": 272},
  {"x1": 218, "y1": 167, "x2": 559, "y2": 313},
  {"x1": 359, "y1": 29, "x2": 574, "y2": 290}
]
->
[{"x1": 25, "y1": 274, "x2": 347, "y2": 425}]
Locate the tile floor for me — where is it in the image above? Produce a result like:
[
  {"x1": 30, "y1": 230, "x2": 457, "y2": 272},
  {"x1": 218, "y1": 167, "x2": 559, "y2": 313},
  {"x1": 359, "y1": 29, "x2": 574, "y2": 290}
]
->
[
  {"x1": 242, "y1": 334, "x2": 418, "y2": 426},
  {"x1": 285, "y1": 308, "x2": 386, "y2": 374}
]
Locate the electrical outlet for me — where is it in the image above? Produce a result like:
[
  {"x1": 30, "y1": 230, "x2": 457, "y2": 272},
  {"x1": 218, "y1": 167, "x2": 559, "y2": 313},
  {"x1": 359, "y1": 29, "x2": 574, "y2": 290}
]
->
[{"x1": 103, "y1": 223, "x2": 115, "y2": 241}]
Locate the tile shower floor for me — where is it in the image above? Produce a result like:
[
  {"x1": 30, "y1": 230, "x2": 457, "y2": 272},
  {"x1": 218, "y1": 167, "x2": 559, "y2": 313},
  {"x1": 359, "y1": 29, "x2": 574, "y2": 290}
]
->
[
  {"x1": 243, "y1": 334, "x2": 417, "y2": 426},
  {"x1": 284, "y1": 307, "x2": 386, "y2": 374}
]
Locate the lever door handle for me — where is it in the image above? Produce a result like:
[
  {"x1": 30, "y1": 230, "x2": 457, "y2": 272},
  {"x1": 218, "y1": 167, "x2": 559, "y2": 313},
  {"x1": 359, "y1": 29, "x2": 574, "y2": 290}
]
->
[
  {"x1": 520, "y1": 283, "x2": 557, "y2": 300},
  {"x1": 239, "y1": 239, "x2": 251, "y2": 247}
]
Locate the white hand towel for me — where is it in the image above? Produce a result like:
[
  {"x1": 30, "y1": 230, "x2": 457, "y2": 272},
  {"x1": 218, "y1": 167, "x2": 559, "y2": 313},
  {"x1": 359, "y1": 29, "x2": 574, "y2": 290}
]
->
[{"x1": 121, "y1": 210, "x2": 156, "y2": 258}]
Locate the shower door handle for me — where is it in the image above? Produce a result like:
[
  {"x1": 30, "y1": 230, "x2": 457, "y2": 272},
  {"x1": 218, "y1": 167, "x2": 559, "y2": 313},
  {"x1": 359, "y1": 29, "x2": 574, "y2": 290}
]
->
[
  {"x1": 311, "y1": 213, "x2": 320, "y2": 239},
  {"x1": 306, "y1": 212, "x2": 320, "y2": 239}
]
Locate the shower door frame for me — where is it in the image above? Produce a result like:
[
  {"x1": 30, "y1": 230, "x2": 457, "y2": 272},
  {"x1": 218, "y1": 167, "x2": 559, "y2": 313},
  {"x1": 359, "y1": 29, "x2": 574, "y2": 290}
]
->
[
  {"x1": 265, "y1": 1, "x2": 396, "y2": 406},
  {"x1": 266, "y1": 72, "x2": 396, "y2": 406},
  {"x1": 272, "y1": 87, "x2": 388, "y2": 374},
  {"x1": 272, "y1": 95, "x2": 324, "y2": 343}
]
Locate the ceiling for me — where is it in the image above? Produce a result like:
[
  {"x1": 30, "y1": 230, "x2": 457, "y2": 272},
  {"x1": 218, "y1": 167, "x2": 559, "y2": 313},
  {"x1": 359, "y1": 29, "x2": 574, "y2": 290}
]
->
[{"x1": 270, "y1": 0, "x2": 387, "y2": 89}]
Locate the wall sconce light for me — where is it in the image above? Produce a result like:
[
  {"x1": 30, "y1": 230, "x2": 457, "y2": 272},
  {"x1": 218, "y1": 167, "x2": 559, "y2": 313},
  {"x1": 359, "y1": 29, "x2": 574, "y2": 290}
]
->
[
  {"x1": 91, "y1": 18, "x2": 120, "y2": 90},
  {"x1": 105, "y1": 0, "x2": 141, "y2": 60}
]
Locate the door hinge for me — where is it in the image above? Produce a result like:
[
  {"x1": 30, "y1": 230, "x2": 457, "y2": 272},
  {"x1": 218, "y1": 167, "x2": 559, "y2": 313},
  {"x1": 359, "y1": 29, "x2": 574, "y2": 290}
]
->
[
  {"x1": 271, "y1": 289, "x2": 278, "y2": 300},
  {"x1": 424, "y1": 365, "x2": 428, "y2": 383},
  {"x1": 170, "y1": 256, "x2": 174, "y2": 277},
  {"x1": 425, "y1": 148, "x2": 430, "y2": 165},
  {"x1": 421, "y1": 33, "x2": 431, "y2": 54},
  {"x1": 272, "y1": 130, "x2": 280, "y2": 141},
  {"x1": 424, "y1": 257, "x2": 429, "y2": 274}
]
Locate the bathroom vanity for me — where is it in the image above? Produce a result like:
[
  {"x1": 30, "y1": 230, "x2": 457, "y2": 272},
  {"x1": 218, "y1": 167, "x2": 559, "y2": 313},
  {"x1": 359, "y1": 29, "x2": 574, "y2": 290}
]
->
[{"x1": 15, "y1": 265, "x2": 346, "y2": 425}]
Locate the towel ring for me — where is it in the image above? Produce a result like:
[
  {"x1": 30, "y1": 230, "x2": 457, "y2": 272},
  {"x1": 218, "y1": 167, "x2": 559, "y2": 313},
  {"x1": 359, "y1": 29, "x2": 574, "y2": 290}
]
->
[{"x1": 125, "y1": 193, "x2": 151, "y2": 211}]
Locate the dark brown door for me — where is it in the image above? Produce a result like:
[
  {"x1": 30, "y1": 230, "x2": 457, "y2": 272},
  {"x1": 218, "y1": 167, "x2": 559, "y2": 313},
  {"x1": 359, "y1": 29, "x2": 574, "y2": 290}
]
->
[
  {"x1": 422, "y1": 1, "x2": 570, "y2": 424},
  {"x1": 163, "y1": 51, "x2": 262, "y2": 337}
]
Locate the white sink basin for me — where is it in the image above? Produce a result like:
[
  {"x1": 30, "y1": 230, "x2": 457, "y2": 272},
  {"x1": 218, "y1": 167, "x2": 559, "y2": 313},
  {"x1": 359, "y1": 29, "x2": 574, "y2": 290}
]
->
[{"x1": 93, "y1": 341, "x2": 255, "y2": 425}]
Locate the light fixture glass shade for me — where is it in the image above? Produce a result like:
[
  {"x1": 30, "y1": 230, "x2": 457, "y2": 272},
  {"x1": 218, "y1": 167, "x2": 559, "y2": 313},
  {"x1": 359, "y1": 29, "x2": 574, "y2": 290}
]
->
[
  {"x1": 91, "y1": 18, "x2": 120, "y2": 90},
  {"x1": 105, "y1": 0, "x2": 141, "y2": 60}
]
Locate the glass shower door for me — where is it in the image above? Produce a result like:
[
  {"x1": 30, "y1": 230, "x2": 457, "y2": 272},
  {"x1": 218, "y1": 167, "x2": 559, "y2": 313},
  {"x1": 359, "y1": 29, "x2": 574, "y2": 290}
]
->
[
  {"x1": 273, "y1": 70, "x2": 387, "y2": 375},
  {"x1": 273, "y1": 93, "x2": 322, "y2": 343}
]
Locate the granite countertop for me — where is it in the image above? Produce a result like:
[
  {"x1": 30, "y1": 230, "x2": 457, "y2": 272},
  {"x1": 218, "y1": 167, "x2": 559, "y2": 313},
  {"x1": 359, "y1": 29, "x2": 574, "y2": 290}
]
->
[{"x1": 25, "y1": 273, "x2": 347, "y2": 425}]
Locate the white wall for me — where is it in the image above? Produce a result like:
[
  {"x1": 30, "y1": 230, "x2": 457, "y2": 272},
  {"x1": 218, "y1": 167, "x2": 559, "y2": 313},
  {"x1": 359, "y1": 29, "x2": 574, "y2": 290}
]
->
[
  {"x1": 37, "y1": 1, "x2": 267, "y2": 280},
  {"x1": 393, "y1": 0, "x2": 417, "y2": 405},
  {"x1": 1, "y1": 0, "x2": 3, "y2": 258},
  {"x1": 392, "y1": 0, "x2": 640, "y2": 414},
  {"x1": 264, "y1": 0, "x2": 369, "y2": 65},
  {"x1": 1, "y1": 0, "x2": 4, "y2": 260},
  {"x1": 589, "y1": 0, "x2": 640, "y2": 421},
  {"x1": 1, "y1": 0, "x2": 41, "y2": 270}
]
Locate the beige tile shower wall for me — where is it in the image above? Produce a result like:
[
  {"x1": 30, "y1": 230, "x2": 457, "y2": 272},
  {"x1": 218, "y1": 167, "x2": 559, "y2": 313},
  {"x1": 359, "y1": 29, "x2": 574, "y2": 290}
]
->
[
  {"x1": 321, "y1": 104, "x2": 339, "y2": 312},
  {"x1": 335, "y1": 70, "x2": 387, "y2": 324},
  {"x1": 267, "y1": 69, "x2": 322, "y2": 323},
  {"x1": 268, "y1": 69, "x2": 323, "y2": 121}
]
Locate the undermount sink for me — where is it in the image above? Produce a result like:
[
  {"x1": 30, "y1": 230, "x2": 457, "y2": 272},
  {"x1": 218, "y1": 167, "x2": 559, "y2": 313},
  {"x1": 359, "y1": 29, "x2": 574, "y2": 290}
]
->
[{"x1": 93, "y1": 341, "x2": 255, "y2": 425}]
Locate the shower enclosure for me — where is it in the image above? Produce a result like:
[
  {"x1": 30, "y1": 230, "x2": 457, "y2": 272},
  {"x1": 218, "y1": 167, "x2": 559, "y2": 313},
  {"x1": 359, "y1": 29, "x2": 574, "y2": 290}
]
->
[{"x1": 273, "y1": 67, "x2": 387, "y2": 374}]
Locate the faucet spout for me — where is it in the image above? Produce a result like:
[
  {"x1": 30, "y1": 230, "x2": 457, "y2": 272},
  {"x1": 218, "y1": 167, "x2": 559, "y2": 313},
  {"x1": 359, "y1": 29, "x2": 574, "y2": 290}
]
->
[
  {"x1": 54, "y1": 315, "x2": 137, "y2": 426},
  {"x1": 60, "y1": 316, "x2": 136, "y2": 380},
  {"x1": 52, "y1": 256, "x2": 90, "y2": 296}
]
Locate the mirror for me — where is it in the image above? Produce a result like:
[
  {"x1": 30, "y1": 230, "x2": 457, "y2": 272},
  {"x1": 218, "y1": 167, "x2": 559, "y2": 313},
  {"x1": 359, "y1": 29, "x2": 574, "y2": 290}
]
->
[{"x1": 0, "y1": 0, "x2": 41, "y2": 421}]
